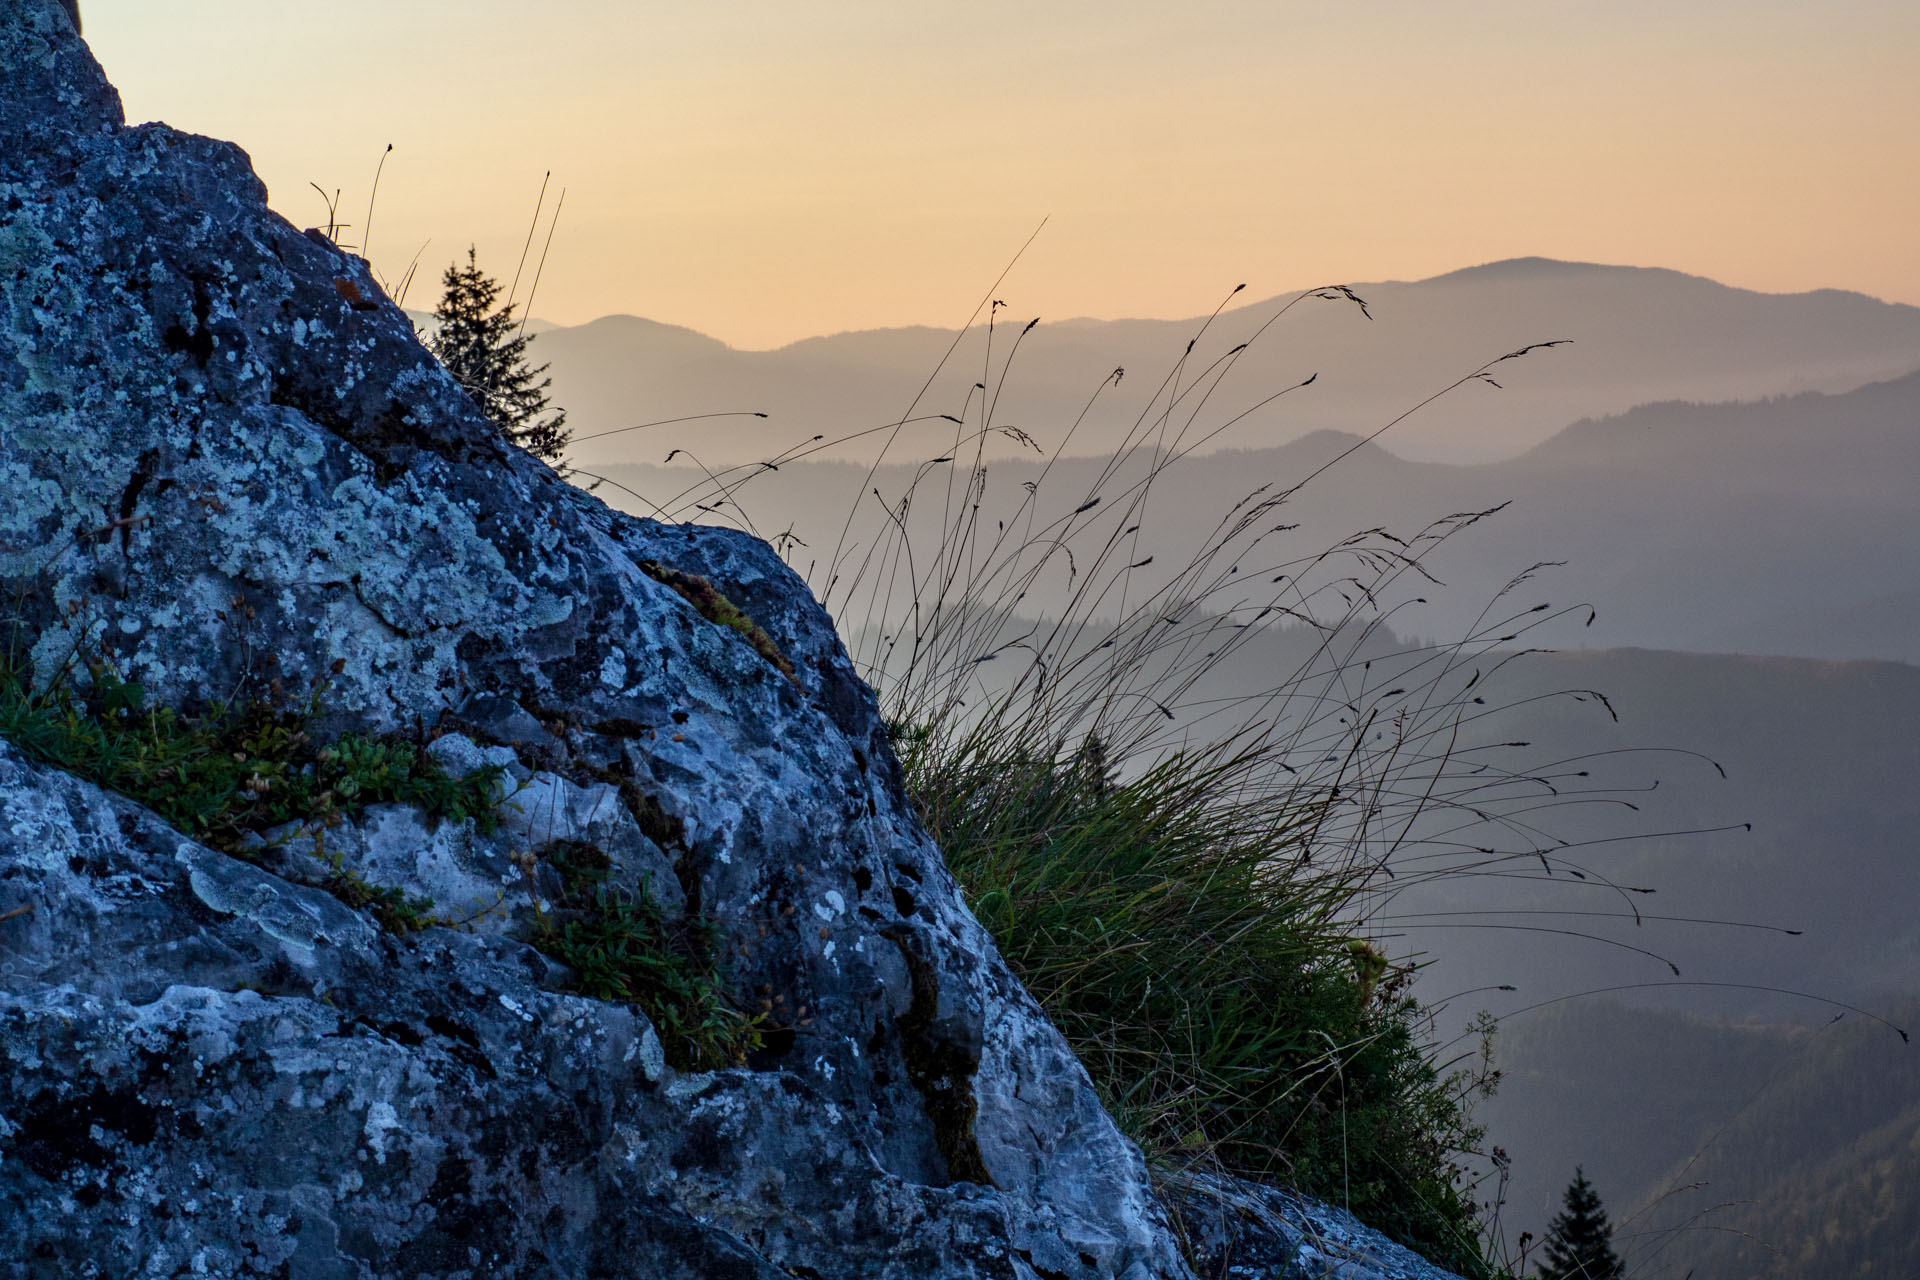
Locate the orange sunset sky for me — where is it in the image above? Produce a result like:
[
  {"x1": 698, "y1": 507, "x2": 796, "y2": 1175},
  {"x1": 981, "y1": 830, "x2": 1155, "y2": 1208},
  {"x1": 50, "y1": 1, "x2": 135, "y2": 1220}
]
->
[{"x1": 83, "y1": 0, "x2": 1920, "y2": 350}]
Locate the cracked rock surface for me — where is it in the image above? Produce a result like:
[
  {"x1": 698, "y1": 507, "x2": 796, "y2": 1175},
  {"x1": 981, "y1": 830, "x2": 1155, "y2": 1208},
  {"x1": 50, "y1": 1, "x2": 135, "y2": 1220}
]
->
[
  {"x1": 0, "y1": 3, "x2": 1461, "y2": 1278},
  {"x1": 1164, "y1": 1173, "x2": 1472, "y2": 1280}
]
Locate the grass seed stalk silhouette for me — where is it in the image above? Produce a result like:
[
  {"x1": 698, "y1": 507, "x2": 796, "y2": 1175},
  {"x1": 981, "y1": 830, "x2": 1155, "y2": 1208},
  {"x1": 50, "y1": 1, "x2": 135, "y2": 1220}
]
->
[{"x1": 598, "y1": 278, "x2": 1755, "y2": 1273}]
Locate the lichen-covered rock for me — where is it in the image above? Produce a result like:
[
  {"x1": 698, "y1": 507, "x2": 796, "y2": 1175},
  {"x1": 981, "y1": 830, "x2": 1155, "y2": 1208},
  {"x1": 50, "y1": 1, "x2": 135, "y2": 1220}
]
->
[
  {"x1": 240, "y1": 737, "x2": 689, "y2": 936},
  {"x1": 0, "y1": 3, "x2": 1186, "y2": 1275},
  {"x1": 0, "y1": 738, "x2": 1051, "y2": 1278},
  {"x1": 1163, "y1": 1172, "x2": 1471, "y2": 1280},
  {"x1": 0, "y1": 4, "x2": 1464, "y2": 1278}
]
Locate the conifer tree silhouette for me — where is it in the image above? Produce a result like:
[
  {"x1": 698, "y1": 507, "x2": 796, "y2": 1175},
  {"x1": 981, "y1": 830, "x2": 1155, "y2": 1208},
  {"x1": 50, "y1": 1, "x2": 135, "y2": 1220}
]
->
[
  {"x1": 428, "y1": 247, "x2": 570, "y2": 467},
  {"x1": 1538, "y1": 1167, "x2": 1625, "y2": 1280}
]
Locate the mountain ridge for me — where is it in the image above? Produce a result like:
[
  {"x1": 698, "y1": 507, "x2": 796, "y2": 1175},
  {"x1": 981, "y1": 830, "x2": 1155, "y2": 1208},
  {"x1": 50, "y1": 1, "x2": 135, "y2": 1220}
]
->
[
  {"x1": 539, "y1": 257, "x2": 1920, "y2": 468},
  {"x1": 543, "y1": 258, "x2": 1920, "y2": 355}
]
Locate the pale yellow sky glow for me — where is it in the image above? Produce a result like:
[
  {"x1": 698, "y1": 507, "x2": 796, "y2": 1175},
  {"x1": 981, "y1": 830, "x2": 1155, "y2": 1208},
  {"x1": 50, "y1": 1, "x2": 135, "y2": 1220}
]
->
[{"x1": 84, "y1": 0, "x2": 1920, "y2": 350}]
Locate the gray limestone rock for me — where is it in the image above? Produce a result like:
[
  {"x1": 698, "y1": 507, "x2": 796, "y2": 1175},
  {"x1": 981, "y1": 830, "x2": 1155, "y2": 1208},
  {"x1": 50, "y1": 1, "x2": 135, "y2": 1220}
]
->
[
  {"x1": 1163, "y1": 1172, "x2": 1473, "y2": 1280},
  {"x1": 0, "y1": 739, "x2": 1043, "y2": 1278},
  {"x1": 0, "y1": 3, "x2": 1463, "y2": 1277}
]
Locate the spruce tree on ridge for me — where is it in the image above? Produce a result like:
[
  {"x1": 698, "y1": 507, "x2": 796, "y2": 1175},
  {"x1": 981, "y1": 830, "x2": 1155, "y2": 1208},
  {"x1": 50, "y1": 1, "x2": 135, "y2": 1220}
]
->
[{"x1": 427, "y1": 246, "x2": 570, "y2": 467}]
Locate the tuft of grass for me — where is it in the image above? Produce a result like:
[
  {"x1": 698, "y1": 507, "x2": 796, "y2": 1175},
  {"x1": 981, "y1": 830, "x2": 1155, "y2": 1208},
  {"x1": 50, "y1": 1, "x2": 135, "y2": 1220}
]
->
[
  {"x1": 533, "y1": 843, "x2": 761, "y2": 1071},
  {"x1": 899, "y1": 723, "x2": 1494, "y2": 1274},
  {"x1": 815, "y1": 294, "x2": 1578, "y2": 1271}
]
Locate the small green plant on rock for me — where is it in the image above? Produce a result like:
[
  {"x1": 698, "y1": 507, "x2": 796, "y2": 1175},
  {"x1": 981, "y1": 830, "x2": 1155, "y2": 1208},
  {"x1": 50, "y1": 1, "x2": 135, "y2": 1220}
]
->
[
  {"x1": 638, "y1": 560, "x2": 797, "y2": 684},
  {"x1": 0, "y1": 641, "x2": 500, "y2": 931},
  {"x1": 321, "y1": 863, "x2": 440, "y2": 934},
  {"x1": 532, "y1": 839, "x2": 762, "y2": 1071}
]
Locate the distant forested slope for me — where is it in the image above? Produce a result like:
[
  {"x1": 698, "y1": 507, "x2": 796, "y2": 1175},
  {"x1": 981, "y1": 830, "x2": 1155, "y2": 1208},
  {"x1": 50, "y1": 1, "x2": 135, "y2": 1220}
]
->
[{"x1": 1490, "y1": 999, "x2": 1920, "y2": 1279}]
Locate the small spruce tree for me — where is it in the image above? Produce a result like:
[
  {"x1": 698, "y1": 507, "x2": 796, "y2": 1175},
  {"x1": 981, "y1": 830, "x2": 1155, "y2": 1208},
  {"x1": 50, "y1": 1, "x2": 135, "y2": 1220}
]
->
[
  {"x1": 1537, "y1": 1167, "x2": 1625, "y2": 1280},
  {"x1": 427, "y1": 247, "x2": 571, "y2": 466}
]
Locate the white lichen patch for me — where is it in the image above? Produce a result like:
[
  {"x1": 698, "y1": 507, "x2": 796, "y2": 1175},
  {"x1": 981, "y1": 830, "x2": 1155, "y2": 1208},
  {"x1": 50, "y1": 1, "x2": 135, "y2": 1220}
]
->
[
  {"x1": 665, "y1": 1074, "x2": 716, "y2": 1103},
  {"x1": 361, "y1": 1100, "x2": 400, "y2": 1164},
  {"x1": 636, "y1": 1022, "x2": 667, "y2": 1084}
]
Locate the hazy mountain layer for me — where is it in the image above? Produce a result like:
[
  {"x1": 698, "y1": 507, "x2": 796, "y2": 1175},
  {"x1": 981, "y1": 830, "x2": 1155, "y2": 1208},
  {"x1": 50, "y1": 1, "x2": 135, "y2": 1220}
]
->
[
  {"x1": 1357, "y1": 644, "x2": 1920, "y2": 1276},
  {"x1": 590, "y1": 368, "x2": 1920, "y2": 665},
  {"x1": 545, "y1": 258, "x2": 1920, "y2": 468},
  {"x1": 1383, "y1": 644, "x2": 1920, "y2": 1012}
]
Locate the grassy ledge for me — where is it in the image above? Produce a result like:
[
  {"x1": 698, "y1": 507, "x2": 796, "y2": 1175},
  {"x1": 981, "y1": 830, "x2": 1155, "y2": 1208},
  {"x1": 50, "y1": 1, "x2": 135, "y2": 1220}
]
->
[
  {"x1": 0, "y1": 650, "x2": 500, "y2": 860},
  {"x1": 0, "y1": 635, "x2": 759, "y2": 1069}
]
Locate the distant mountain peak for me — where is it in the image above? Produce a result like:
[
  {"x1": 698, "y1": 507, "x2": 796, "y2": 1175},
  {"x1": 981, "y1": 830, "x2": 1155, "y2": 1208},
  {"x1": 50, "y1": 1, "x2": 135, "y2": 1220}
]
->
[
  {"x1": 575, "y1": 313, "x2": 730, "y2": 343},
  {"x1": 1419, "y1": 257, "x2": 1686, "y2": 285}
]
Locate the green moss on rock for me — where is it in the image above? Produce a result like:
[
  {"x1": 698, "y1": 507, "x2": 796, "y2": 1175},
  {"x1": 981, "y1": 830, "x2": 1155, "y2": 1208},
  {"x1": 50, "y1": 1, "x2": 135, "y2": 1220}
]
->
[{"x1": 638, "y1": 560, "x2": 798, "y2": 684}]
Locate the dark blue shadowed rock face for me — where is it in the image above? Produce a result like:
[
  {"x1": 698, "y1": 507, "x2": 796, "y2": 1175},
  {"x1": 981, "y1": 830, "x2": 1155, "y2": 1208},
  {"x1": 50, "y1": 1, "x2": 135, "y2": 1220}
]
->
[{"x1": 0, "y1": 4, "x2": 1465, "y2": 1277}]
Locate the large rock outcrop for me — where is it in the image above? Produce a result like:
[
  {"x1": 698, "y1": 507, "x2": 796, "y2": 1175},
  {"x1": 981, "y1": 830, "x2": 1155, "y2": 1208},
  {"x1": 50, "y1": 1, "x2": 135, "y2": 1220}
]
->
[{"x1": 0, "y1": 4, "x2": 1467, "y2": 1277}]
